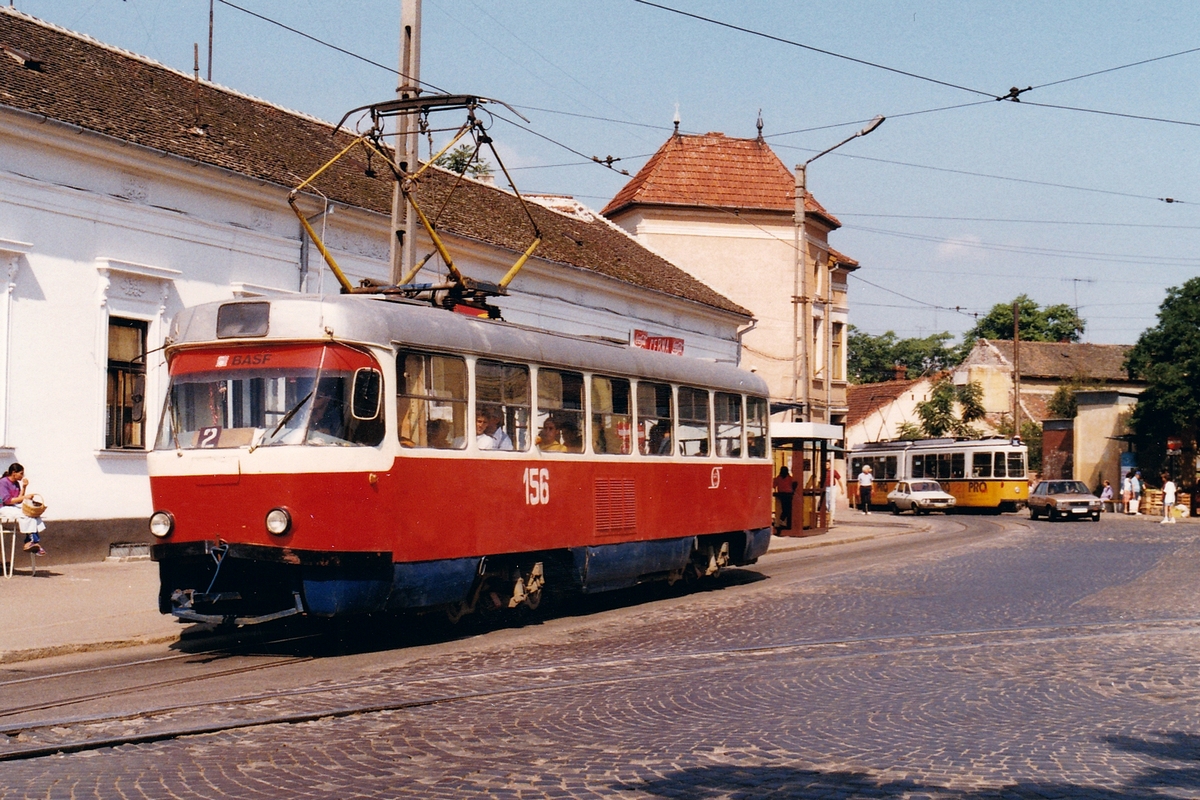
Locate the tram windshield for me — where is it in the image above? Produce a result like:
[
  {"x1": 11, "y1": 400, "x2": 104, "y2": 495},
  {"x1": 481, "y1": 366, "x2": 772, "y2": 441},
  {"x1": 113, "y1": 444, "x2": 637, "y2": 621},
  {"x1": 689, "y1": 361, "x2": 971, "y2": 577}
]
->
[{"x1": 155, "y1": 344, "x2": 384, "y2": 450}]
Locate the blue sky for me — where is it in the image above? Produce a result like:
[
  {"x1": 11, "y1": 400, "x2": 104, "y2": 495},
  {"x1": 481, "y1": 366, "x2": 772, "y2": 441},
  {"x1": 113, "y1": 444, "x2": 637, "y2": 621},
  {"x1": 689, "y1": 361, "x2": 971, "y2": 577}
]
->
[{"x1": 13, "y1": 1, "x2": 1200, "y2": 345}]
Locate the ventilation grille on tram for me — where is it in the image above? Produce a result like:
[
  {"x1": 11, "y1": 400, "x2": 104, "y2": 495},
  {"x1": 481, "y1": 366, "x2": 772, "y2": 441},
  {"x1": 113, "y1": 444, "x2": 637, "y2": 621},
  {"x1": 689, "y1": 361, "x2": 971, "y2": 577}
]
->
[{"x1": 594, "y1": 479, "x2": 637, "y2": 535}]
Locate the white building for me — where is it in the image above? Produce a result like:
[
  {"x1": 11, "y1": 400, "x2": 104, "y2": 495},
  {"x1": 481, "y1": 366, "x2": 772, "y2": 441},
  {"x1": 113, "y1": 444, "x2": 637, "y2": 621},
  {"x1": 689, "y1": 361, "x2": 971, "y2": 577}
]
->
[{"x1": 0, "y1": 9, "x2": 752, "y2": 560}]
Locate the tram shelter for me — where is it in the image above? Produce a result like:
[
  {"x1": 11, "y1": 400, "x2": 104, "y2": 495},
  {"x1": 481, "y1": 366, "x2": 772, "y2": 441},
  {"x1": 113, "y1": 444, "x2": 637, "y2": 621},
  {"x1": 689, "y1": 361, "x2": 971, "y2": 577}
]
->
[{"x1": 771, "y1": 421, "x2": 843, "y2": 535}]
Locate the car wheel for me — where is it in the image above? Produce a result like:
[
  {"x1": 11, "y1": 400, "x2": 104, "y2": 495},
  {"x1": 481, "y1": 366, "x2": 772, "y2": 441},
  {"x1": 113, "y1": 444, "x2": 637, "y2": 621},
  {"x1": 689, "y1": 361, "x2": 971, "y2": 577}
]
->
[
  {"x1": 890, "y1": 502, "x2": 899, "y2": 515},
  {"x1": 1029, "y1": 506, "x2": 1039, "y2": 519},
  {"x1": 1091, "y1": 513, "x2": 1100, "y2": 522}
]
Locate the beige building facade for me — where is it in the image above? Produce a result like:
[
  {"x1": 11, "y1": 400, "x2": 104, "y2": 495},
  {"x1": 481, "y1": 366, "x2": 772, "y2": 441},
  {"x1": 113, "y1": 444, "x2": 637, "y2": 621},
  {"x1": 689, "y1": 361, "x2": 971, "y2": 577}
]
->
[{"x1": 603, "y1": 131, "x2": 857, "y2": 426}]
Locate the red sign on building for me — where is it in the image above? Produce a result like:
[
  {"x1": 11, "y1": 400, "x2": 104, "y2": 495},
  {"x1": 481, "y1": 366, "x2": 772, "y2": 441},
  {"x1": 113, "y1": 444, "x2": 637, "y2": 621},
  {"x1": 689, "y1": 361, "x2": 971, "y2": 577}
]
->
[{"x1": 632, "y1": 329, "x2": 685, "y2": 356}]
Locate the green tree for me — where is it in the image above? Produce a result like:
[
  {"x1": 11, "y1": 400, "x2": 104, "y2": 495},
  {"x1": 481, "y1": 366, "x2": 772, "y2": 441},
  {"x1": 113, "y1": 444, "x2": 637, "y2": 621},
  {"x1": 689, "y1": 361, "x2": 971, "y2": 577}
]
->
[
  {"x1": 962, "y1": 294, "x2": 1085, "y2": 349},
  {"x1": 848, "y1": 326, "x2": 961, "y2": 384},
  {"x1": 434, "y1": 144, "x2": 492, "y2": 177},
  {"x1": 1125, "y1": 277, "x2": 1200, "y2": 482},
  {"x1": 914, "y1": 377, "x2": 986, "y2": 438}
]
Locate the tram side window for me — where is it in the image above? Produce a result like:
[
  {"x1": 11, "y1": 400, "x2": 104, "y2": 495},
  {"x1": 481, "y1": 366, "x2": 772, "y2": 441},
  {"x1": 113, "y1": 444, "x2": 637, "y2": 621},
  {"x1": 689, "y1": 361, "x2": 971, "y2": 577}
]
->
[
  {"x1": 476, "y1": 360, "x2": 531, "y2": 451},
  {"x1": 714, "y1": 392, "x2": 742, "y2": 458},
  {"x1": 592, "y1": 376, "x2": 632, "y2": 455},
  {"x1": 972, "y1": 452, "x2": 992, "y2": 478},
  {"x1": 536, "y1": 369, "x2": 584, "y2": 453},
  {"x1": 883, "y1": 456, "x2": 898, "y2": 479},
  {"x1": 951, "y1": 452, "x2": 965, "y2": 479},
  {"x1": 993, "y1": 452, "x2": 1007, "y2": 478},
  {"x1": 911, "y1": 454, "x2": 925, "y2": 479},
  {"x1": 678, "y1": 386, "x2": 711, "y2": 457},
  {"x1": 637, "y1": 381, "x2": 674, "y2": 456},
  {"x1": 1007, "y1": 450, "x2": 1026, "y2": 478},
  {"x1": 936, "y1": 453, "x2": 953, "y2": 480},
  {"x1": 746, "y1": 396, "x2": 768, "y2": 458},
  {"x1": 397, "y1": 351, "x2": 468, "y2": 450}
]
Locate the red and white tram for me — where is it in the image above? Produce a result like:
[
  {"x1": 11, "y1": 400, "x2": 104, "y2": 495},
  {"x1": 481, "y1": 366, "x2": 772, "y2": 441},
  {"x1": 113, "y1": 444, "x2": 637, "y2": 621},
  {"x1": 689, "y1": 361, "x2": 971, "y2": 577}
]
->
[{"x1": 148, "y1": 295, "x2": 773, "y2": 625}]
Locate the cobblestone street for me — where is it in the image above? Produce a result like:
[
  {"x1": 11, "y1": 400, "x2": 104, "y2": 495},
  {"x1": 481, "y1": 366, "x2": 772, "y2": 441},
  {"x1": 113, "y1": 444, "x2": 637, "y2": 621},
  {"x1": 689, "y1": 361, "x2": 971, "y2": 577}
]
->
[{"x1": 4, "y1": 515, "x2": 1200, "y2": 798}]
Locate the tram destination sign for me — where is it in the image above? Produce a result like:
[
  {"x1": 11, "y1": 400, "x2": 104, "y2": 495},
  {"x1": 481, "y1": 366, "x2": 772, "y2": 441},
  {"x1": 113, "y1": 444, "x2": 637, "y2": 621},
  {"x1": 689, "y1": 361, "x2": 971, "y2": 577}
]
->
[{"x1": 632, "y1": 329, "x2": 685, "y2": 356}]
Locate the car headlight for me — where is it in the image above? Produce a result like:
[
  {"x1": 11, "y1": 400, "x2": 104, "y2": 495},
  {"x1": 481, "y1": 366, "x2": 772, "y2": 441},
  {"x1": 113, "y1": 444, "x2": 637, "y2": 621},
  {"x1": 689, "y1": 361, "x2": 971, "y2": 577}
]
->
[
  {"x1": 265, "y1": 507, "x2": 292, "y2": 536},
  {"x1": 149, "y1": 511, "x2": 174, "y2": 538}
]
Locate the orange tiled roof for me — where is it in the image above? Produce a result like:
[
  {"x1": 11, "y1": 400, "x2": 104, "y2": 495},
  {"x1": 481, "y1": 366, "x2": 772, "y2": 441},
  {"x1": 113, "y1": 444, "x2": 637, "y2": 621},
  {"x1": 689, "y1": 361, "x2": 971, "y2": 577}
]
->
[
  {"x1": 845, "y1": 378, "x2": 924, "y2": 427},
  {"x1": 602, "y1": 132, "x2": 840, "y2": 227}
]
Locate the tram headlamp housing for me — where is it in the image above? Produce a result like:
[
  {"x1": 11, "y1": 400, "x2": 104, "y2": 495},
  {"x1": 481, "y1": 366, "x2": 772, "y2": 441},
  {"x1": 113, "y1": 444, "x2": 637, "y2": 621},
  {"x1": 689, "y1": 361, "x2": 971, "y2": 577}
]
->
[
  {"x1": 149, "y1": 511, "x2": 174, "y2": 538},
  {"x1": 265, "y1": 507, "x2": 292, "y2": 536}
]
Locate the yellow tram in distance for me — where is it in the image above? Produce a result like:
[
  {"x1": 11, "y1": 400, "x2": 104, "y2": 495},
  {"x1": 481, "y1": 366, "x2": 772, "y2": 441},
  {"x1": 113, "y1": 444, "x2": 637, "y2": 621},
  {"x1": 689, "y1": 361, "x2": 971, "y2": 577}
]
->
[{"x1": 849, "y1": 437, "x2": 1029, "y2": 513}]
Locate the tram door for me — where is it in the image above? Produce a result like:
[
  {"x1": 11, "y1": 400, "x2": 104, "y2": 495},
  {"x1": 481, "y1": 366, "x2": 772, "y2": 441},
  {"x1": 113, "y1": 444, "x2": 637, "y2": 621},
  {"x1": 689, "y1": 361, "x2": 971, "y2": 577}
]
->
[{"x1": 773, "y1": 438, "x2": 830, "y2": 535}]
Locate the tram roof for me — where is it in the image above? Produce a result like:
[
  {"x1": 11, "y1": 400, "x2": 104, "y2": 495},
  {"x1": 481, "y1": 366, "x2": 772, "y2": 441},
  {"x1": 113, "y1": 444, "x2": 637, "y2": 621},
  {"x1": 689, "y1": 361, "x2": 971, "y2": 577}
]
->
[
  {"x1": 167, "y1": 295, "x2": 769, "y2": 396},
  {"x1": 850, "y1": 437, "x2": 1025, "y2": 453}
]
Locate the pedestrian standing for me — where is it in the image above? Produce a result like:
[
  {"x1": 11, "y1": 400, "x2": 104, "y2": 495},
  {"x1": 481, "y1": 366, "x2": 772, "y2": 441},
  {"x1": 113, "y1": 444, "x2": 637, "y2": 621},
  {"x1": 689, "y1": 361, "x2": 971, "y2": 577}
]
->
[
  {"x1": 825, "y1": 460, "x2": 843, "y2": 526},
  {"x1": 1161, "y1": 473, "x2": 1177, "y2": 524},
  {"x1": 857, "y1": 464, "x2": 874, "y2": 515},
  {"x1": 1121, "y1": 471, "x2": 1133, "y2": 514},
  {"x1": 772, "y1": 466, "x2": 798, "y2": 530},
  {"x1": 1131, "y1": 470, "x2": 1143, "y2": 515}
]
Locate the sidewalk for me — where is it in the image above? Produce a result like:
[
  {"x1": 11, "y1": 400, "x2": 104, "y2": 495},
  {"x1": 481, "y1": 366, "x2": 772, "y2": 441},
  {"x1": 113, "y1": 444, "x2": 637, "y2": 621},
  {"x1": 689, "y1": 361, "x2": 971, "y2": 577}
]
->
[
  {"x1": 769, "y1": 509, "x2": 934, "y2": 554},
  {"x1": 0, "y1": 558, "x2": 181, "y2": 664}
]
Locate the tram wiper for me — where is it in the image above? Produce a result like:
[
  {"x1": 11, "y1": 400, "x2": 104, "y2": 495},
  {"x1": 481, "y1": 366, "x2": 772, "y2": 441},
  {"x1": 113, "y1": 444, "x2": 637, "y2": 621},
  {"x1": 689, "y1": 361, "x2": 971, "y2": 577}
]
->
[{"x1": 249, "y1": 390, "x2": 314, "y2": 453}]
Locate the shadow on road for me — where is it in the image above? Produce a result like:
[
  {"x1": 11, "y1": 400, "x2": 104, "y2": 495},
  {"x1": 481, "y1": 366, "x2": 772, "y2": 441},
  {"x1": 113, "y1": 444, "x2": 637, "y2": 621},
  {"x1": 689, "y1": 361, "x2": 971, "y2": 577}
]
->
[
  {"x1": 167, "y1": 566, "x2": 768, "y2": 660},
  {"x1": 627, "y1": 731, "x2": 1199, "y2": 799}
]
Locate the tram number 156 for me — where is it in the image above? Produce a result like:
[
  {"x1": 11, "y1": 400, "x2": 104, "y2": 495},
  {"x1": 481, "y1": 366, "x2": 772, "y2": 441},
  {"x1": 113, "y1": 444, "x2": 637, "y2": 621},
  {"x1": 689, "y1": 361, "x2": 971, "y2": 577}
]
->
[{"x1": 523, "y1": 467, "x2": 550, "y2": 506}]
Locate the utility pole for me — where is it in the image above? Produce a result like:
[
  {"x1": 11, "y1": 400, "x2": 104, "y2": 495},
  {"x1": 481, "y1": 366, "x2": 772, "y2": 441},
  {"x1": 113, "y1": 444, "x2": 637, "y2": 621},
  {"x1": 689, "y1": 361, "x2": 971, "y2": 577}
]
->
[
  {"x1": 792, "y1": 115, "x2": 884, "y2": 423},
  {"x1": 1012, "y1": 300, "x2": 1021, "y2": 439},
  {"x1": 207, "y1": 0, "x2": 213, "y2": 82},
  {"x1": 792, "y1": 164, "x2": 810, "y2": 422},
  {"x1": 390, "y1": 0, "x2": 422, "y2": 285}
]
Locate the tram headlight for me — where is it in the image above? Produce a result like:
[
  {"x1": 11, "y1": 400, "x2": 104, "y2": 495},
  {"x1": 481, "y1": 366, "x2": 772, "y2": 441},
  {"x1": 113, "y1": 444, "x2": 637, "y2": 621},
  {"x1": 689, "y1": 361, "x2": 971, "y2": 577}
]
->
[
  {"x1": 149, "y1": 511, "x2": 174, "y2": 539},
  {"x1": 265, "y1": 507, "x2": 292, "y2": 536}
]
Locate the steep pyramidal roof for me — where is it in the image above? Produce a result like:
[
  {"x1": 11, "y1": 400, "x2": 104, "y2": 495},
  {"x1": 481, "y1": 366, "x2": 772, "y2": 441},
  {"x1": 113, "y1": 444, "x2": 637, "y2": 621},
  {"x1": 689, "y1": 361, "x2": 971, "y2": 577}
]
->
[
  {"x1": 0, "y1": 8, "x2": 748, "y2": 317},
  {"x1": 602, "y1": 131, "x2": 840, "y2": 228}
]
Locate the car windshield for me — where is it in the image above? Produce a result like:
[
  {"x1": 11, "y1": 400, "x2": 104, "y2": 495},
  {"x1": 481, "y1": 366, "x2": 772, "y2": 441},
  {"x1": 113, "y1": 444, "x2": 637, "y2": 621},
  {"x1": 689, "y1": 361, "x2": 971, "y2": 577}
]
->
[
  {"x1": 1046, "y1": 481, "x2": 1092, "y2": 495},
  {"x1": 910, "y1": 481, "x2": 942, "y2": 493},
  {"x1": 155, "y1": 344, "x2": 382, "y2": 449}
]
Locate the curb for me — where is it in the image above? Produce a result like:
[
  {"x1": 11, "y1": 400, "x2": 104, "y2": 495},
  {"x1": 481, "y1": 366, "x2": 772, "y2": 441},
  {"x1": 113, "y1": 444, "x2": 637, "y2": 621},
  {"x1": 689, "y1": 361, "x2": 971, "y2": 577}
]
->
[
  {"x1": 0, "y1": 633, "x2": 182, "y2": 666},
  {"x1": 768, "y1": 518, "x2": 934, "y2": 553}
]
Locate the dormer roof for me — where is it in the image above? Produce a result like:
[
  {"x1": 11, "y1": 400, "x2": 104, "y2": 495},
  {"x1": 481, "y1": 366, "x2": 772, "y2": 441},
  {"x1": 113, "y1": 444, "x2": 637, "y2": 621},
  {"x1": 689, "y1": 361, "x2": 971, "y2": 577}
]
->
[{"x1": 602, "y1": 131, "x2": 840, "y2": 228}]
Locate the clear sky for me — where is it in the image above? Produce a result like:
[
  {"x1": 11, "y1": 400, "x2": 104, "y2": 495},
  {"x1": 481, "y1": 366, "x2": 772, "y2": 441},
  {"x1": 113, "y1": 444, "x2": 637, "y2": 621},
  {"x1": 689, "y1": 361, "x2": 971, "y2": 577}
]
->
[{"x1": 12, "y1": 1, "x2": 1200, "y2": 346}]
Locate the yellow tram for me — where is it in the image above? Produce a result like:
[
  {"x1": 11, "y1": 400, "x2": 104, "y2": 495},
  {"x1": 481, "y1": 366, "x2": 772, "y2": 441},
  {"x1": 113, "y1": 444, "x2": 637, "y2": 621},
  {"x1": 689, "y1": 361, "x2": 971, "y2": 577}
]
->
[{"x1": 849, "y1": 437, "x2": 1029, "y2": 512}]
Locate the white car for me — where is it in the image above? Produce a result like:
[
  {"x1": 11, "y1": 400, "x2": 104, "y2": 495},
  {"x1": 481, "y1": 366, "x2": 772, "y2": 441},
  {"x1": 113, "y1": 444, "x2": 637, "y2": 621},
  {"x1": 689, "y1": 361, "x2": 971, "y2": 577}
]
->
[{"x1": 888, "y1": 480, "x2": 957, "y2": 515}]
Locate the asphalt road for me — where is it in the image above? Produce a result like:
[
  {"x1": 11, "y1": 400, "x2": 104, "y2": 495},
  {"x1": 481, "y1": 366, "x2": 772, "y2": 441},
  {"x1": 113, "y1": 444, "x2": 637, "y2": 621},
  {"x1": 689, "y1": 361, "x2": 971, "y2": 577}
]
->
[{"x1": 3, "y1": 513, "x2": 1199, "y2": 799}]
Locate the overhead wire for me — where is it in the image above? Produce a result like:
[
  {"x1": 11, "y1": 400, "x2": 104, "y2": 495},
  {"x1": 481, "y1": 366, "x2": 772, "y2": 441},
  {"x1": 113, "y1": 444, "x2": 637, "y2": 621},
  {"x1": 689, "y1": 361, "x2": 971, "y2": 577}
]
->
[
  {"x1": 630, "y1": 0, "x2": 996, "y2": 98},
  {"x1": 213, "y1": 0, "x2": 449, "y2": 94}
]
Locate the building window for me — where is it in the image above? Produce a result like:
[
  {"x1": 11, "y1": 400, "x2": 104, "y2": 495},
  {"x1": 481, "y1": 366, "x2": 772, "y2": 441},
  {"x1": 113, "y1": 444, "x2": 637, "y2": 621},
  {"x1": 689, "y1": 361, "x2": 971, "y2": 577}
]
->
[
  {"x1": 832, "y1": 322, "x2": 844, "y2": 381},
  {"x1": 106, "y1": 318, "x2": 147, "y2": 449}
]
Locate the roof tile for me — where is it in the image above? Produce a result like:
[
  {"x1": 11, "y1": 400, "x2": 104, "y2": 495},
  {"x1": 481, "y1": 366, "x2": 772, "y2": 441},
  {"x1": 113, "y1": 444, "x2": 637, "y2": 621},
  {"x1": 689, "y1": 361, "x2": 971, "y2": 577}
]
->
[{"x1": 0, "y1": 8, "x2": 748, "y2": 317}]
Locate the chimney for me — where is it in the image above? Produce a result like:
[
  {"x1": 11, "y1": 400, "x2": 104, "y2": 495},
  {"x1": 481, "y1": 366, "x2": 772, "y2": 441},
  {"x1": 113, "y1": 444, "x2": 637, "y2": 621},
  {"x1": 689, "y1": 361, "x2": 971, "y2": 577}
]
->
[{"x1": 893, "y1": 364, "x2": 907, "y2": 381}]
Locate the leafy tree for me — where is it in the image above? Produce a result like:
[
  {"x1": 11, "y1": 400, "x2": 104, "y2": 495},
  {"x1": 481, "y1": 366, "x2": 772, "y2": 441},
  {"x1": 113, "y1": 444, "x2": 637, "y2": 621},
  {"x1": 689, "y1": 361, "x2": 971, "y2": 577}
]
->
[
  {"x1": 1125, "y1": 277, "x2": 1200, "y2": 481},
  {"x1": 434, "y1": 144, "x2": 492, "y2": 177},
  {"x1": 914, "y1": 377, "x2": 986, "y2": 438},
  {"x1": 848, "y1": 326, "x2": 961, "y2": 384},
  {"x1": 896, "y1": 422, "x2": 924, "y2": 440},
  {"x1": 1046, "y1": 384, "x2": 1078, "y2": 419},
  {"x1": 962, "y1": 294, "x2": 1085, "y2": 349}
]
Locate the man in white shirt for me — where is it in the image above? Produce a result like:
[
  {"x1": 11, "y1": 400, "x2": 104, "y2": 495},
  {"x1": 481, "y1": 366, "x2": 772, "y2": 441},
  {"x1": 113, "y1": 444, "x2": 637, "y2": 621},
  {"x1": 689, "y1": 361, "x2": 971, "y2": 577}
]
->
[
  {"x1": 857, "y1": 464, "x2": 874, "y2": 514},
  {"x1": 1161, "y1": 473, "x2": 1177, "y2": 524},
  {"x1": 476, "y1": 407, "x2": 514, "y2": 451}
]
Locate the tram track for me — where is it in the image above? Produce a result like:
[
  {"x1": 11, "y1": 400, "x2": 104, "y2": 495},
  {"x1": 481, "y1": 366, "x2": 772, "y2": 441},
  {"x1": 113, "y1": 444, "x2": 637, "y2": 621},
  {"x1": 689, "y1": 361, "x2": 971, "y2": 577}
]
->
[{"x1": 4, "y1": 612, "x2": 1199, "y2": 763}]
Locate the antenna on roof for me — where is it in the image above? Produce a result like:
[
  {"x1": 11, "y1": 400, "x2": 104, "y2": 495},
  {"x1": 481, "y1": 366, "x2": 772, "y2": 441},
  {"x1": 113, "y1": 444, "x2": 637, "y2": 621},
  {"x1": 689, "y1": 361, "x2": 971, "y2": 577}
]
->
[
  {"x1": 673, "y1": 104, "x2": 680, "y2": 136},
  {"x1": 756, "y1": 109, "x2": 764, "y2": 142}
]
